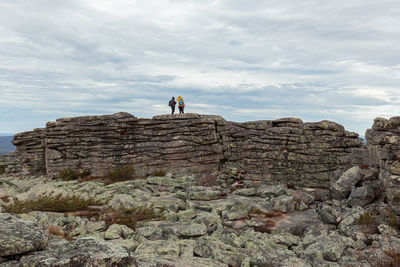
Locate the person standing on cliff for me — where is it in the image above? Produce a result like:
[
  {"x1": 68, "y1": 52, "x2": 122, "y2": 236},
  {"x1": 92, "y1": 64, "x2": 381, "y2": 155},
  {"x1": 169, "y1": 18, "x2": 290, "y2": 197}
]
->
[
  {"x1": 177, "y1": 96, "x2": 185, "y2": 114},
  {"x1": 169, "y1": 97, "x2": 177, "y2": 114}
]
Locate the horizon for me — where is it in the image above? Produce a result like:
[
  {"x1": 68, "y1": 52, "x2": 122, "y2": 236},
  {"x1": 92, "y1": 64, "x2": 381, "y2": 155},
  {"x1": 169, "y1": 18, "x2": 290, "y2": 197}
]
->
[{"x1": 1, "y1": 1, "x2": 399, "y2": 134}]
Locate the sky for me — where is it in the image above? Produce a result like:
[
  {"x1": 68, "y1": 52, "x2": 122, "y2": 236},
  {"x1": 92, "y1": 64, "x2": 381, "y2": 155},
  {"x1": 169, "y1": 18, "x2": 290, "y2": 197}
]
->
[{"x1": 0, "y1": 0, "x2": 399, "y2": 135}]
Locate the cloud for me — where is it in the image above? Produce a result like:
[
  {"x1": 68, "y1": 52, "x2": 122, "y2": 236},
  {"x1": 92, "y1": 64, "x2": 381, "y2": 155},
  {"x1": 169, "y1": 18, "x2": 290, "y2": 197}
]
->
[{"x1": 0, "y1": 0, "x2": 399, "y2": 134}]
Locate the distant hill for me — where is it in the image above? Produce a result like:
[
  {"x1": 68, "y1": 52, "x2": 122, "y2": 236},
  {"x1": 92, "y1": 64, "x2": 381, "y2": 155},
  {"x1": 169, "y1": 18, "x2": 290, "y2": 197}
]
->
[{"x1": 0, "y1": 136, "x2": 15, "y2": 154}]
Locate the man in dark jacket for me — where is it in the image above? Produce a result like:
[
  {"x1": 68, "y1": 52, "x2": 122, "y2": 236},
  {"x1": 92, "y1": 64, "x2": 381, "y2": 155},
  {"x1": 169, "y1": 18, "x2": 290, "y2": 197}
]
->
[{"x1": 169, "y1": 97, "x2": 177, "y2": 114}]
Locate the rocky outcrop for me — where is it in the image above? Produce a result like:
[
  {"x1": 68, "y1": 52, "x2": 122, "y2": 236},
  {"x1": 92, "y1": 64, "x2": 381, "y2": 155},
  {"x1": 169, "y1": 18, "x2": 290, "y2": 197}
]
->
[
  {"x1": 1, "y1": 171, "x2": 399, "y2": 266},
  {"x1": 2, "y1": 113, "x2": 363, "y2": 188},
  {"x1": 366, "y1": 116, "x2": 400, "y2": 215}
]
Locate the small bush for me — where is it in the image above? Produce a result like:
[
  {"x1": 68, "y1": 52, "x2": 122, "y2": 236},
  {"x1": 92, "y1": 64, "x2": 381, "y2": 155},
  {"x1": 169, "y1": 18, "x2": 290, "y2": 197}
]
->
[
  {"x1": 79, "y1": 169, "x2": 91, "y2": 178},
  {"x1": 107, "y1": 165, "x2": 135, "y2": 181},
  {"x1": 2, "y1": 194, "x2": 104, "y2": 214},
  {"x1": 152, "y1": 170, "x2": 166, "y2": 177},
  {"x1": 357, "y1": 211, "x2": 378, "y2": 226},
  {"x1": 59, "y1": 168, "x2": 80, "y2": 180},
  {"x1": 357, "y1": 211, "x2": 379, "y2": 233},
  {"x1": 59, "y1": 168, "x2": 91, "y2": 180},
  {"x1": 104, "y1": 206, "x2": 165, "y2": 230}
]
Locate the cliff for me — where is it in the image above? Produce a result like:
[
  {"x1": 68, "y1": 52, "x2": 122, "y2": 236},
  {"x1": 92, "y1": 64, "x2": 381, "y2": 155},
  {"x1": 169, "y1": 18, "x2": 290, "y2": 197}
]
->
[{"x1": 1, "y1": 112, "x2": 364, "y2": 188}]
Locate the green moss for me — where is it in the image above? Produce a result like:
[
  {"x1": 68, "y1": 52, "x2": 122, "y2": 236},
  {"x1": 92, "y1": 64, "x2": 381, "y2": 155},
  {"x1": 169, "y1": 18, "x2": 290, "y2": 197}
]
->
[
  {"x1": 107, "y1": 165, "x2": 135, "y2": 181},
  {"x1": 2, "y1": 194, "x2": 105, "y2": 213}
]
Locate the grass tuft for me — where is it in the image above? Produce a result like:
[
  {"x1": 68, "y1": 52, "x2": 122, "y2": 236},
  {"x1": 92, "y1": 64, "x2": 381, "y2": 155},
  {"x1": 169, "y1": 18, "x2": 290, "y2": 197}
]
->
[
  {"x1": 357, "y1": 211, "x2": 379, "y2": 234},
  {"x1": 104, "y1": 206, "x2": 165, "y2": 230}
]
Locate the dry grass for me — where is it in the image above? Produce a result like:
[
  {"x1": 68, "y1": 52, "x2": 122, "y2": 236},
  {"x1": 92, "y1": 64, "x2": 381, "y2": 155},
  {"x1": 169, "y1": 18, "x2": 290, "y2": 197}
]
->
[{"x1": 2, "y1": 194, "x2": 104, "y2": 214}]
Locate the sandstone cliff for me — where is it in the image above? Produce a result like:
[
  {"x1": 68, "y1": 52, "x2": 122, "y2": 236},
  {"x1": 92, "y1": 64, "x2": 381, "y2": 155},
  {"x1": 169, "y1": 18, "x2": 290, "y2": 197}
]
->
[{"x1": 2, "y1": 113, "x2": 363, "y2": 188}]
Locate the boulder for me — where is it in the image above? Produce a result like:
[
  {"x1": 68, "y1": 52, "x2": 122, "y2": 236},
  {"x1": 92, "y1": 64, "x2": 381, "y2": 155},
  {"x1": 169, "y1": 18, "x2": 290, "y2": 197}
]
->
[
  {"x1": 17, "y1": 237, "x2": 132, "y2": 266},
  {"x1": 0, "y1": 213, "x2": 48, "y2": 257},
  {"x1": 347, "y1": 185, "x2": 376, "y2": 207},
  {"x1": 331, "y1": 166, "x2": 362, "y2": 200},
  {"x1": 133, "y1": 254, "x2": 228, "y2": 267}
]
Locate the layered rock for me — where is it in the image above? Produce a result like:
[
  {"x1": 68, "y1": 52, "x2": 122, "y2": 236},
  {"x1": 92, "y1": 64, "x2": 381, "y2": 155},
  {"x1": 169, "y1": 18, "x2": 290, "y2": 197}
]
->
[
  {"x1": 13, "y1": 128, "x2": 46, "y2": 174},
  {"x1": 2, "y1": 113, "x2": 364, "y2": 188},
  {"x1": 224, "y1": 118, "x2": 363, "y2": 187},
  {"x1": 366, "y1": 116, "x2": 400, "y2": 215}
]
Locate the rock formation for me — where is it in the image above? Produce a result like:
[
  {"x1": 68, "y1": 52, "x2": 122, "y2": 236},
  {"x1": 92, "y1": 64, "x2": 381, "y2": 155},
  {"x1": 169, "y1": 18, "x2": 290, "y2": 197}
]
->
[{"x1": 1, "y1": 113, "x2": 364, "y2": 188}]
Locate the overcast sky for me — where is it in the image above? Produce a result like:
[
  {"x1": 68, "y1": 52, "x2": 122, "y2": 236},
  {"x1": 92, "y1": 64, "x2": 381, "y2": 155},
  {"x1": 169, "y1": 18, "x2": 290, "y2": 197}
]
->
[{"x1": 0, "y1": 0, "x2": 399, "y2": 135}]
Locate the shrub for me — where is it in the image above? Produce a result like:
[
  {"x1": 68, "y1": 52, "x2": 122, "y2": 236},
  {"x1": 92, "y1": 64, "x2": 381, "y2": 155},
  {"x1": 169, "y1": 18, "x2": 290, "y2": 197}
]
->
[
  {"x1": 59, "y1": 168, "x2": 92, "y2": 180},
  {"x1": 107, "y1": 165, "x2": 135, "y2": 181},
  {"x1": 2, "y1": 194, "x2": 104, "y2": 214},
  {"x1": 59, "y1": 168, "x2": 80, "y2": 180},
  {"x1": 104, "y1": 206, "x2": 165, "y2": 230},
  {"x1": 357, "y1": 211, "x2": 379, "y2": 233},
  {"x1": 152, "y1": 170, "x2": 166, "y2": 177},
  {"x1": 79, "y1": 169, "x2": 91, "y2": 178}
]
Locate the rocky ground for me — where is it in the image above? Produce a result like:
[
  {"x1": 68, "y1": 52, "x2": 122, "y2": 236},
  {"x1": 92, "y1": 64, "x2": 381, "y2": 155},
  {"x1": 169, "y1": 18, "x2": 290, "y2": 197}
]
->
[{"x1": 1, "y1": 167, "x2": 400, "y2": 267}]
